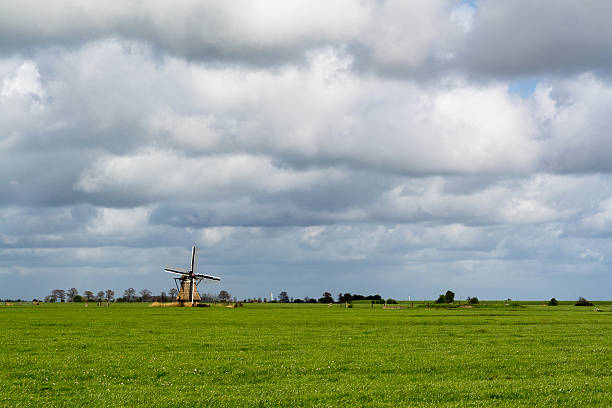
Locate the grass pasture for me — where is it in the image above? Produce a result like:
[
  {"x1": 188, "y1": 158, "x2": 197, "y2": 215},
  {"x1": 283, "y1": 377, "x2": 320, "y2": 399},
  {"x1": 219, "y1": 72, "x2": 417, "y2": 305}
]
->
[{"x1": 1, "y1": 302, "x2": 612, "y2": 407}]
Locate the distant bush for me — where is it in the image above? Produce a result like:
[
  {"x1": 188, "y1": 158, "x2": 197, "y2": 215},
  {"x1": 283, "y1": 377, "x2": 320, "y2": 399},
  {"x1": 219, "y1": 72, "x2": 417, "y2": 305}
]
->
[
  {"x1": 467, "y1": 297, "x2": 479, "y2": 305},
  {"x1": 386, "y1": 298, "x2": 398, "y2": 304},
  {"x1": 575, "y1": 297, "x2": 593, "y2": 306},
  {"x1": 318, "y1": 292, "x2": 334, "y2": 304},
  {"x1": 548, "y1": 298, "x2": 558, "y2": 306},
  {"x1": 435, "y1": 294, "x2": 446, "y2": 304},
  {"x1": 72, "y1": 295, "x2": 83, "y2": 302}
]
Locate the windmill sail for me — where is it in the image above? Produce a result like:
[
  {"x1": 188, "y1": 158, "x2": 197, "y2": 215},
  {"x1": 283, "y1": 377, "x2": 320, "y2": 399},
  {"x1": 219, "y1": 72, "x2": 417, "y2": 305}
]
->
[
  {"x1": 191, "y1": 246, "x2": 199, "y2": 273},
  {"x1": 165, "y1": 268, "x2": 187, "y2": 275}
]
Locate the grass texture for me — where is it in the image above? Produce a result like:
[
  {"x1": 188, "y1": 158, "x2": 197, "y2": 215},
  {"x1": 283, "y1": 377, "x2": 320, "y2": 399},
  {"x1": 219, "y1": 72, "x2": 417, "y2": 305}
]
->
[{"x1": 1, "y1": 301, "x2": 611, "y2": 407}]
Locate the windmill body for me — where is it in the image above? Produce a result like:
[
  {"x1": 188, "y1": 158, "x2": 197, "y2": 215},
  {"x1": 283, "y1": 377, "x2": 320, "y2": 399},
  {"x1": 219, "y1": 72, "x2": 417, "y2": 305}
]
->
[{"x1": 164, "y1": 246, "x2": 221, "y2": 305}]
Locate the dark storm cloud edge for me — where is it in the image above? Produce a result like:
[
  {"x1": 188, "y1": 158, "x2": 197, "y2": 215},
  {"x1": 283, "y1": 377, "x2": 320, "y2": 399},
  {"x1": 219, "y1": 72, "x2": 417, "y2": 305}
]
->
[{"x1": 2, "y1": 1, "x2": 612, "y2": 77}]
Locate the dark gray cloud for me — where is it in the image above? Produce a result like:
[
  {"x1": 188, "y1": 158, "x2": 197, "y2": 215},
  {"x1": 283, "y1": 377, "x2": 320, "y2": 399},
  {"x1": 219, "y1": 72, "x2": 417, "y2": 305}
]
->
[
  {"x1": 3, "y1": 1, "x2": 612, "y2": 78},
  {"x1": 460, "y1": 1, "x2": 612, "y2": 77}
]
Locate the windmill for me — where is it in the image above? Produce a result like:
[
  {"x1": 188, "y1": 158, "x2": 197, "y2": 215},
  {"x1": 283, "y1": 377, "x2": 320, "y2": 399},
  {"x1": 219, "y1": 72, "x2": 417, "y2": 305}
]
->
[{"x1": 164, "y1": 246, "x2": 220, "y2": 305}]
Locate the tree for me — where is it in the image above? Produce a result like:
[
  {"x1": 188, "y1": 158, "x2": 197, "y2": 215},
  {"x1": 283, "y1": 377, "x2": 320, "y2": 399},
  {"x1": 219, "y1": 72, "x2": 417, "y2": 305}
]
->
[
  {"x1": 139, "y1": 288, "x2": 152, "y2": 302},
  {"x1": 435, "y1": 294, "x2": 446, "y2": 304},
  {"x1": 67, "y1": 288, "x2": 78, "y2": 302},
  {"x1": 160, "y1": 291, "x2": 167, "y2": 302},
  {"x1": 200, "y1": 292, "x2": 216, "y2": 302},
  {"x1": 83, "y1": 291, "x2": 94, "y2": 302},
  {"x1": 52, "y1": 289, "x2": 66, "y2": 302},
  {"x1": 548, "y1": 297, "x2": 558, "y2": 306},
  {"x1": 46, "y1": 291, "x2": 58, "y2": 303},
  {"x1": 96, "y1": 291, "x2": 105, "y2": 302},
  {"x1": 278, "y1": 291, "x2": 290, "y2": 303},
  {"x1": 467, "y1": 296, "x2": 479, "y2": 304},
  {"x1": 445, "y1": 290, "x2": 455, "y2": 303},
  {"x1": 218, "y1": 290, "x2": 231, "y2": 302},
  {"x1": 105, "y1": 289, "x2": 114, "y2": 302},
  {"x1": 124, "y1": 288, "x2": 136, "y2": 302},
  {"x1": 575, "y1": 297, "x2": 593, "y2": 306},
  {"x1": 169, "y1": 288, "x2": 178, "y2": 300},
  {"x1": 318, "y1": 292, "x2": 333, "y2": 303}
]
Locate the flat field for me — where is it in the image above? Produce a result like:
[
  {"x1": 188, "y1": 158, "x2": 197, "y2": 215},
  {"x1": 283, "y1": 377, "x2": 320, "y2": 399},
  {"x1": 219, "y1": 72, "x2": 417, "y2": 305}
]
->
[{"x1": 1, "y1": 301, "x2": 611, "y2": 407}]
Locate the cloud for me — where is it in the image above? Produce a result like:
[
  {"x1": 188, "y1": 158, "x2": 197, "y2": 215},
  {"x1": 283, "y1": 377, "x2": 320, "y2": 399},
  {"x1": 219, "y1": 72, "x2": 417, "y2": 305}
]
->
[
  {"x1": 1, "y1": 61, "x2": 43, "y2": 98},
  {"x1": 0, "y1": 0, "x2": 450, "y2": 70},
  {"x1": 74, "y1": 150, "x2": 347, "y2": 206},
  {"x1": 534, "y1": 74, "x2": 612, "y2": 172},
  {"x1": 461, "y1": 0, "x2": 612, "y2": 77},
  {"x1": 3, "y1": 0, "x2": 612, "y2": 79}
]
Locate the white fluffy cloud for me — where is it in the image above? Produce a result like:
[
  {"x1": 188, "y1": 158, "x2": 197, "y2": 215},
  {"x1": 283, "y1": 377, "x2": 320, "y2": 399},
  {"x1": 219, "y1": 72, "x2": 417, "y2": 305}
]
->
[{"x1": 0, "y1": 0, "x2": 452, "y2": 71}]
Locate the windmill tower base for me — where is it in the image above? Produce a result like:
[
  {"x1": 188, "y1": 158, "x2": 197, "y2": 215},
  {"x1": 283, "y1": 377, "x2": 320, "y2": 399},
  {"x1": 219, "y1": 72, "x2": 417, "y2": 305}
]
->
[{"x1": 177, "y1": 280, "x2": 201, "y2": 303}]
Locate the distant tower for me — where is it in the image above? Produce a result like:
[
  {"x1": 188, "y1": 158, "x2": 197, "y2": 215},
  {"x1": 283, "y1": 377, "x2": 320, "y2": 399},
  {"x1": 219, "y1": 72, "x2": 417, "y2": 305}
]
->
[{"x1": 270, "y1": 292, "x2": 274, "y2": 302}]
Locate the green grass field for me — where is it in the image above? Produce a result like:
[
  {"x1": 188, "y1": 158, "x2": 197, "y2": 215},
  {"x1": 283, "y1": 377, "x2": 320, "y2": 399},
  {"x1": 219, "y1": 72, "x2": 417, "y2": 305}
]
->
[{"x1": 1, "y1": 301, "x2": 611, "y2": 407}]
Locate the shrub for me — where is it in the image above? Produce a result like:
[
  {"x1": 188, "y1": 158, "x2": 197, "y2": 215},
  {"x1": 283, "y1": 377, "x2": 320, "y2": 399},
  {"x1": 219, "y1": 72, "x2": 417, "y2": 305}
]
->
[
  {"x1": 386, "y1": 298, "x2": 398, "y2": 304},
  {"x1": 548, "y1": 298, "x2": 558, "y2": 306},
  {"x1": 435, "y1": 294, "x2": 446, "y2": 304},
  {"x1": 467, "y1": 297, "x2": 479, "y2": 305},
  {"x1": 575, "y1": 297, "x2": 593, "y2": 306}
]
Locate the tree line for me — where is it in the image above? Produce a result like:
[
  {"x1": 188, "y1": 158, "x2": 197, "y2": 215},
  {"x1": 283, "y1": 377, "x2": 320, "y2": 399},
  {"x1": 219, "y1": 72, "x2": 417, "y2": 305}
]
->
[
  {"x1": 243, "y1": 291, "x2": 388, "y2": 304},
  {"x1": 43, "y1": 288, "x2": 234, "y2": 303},
  {"x1": 42, "y1": 289, "x2": 389, "y2": 304},
  {"x1": 28, "y1": 289, "x2": 599, "y2": 305}
]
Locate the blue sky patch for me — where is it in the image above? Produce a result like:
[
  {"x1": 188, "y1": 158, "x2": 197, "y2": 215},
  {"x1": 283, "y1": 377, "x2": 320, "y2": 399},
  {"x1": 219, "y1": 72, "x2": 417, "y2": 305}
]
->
[{"x1": 508, "y1": 78, "x2": 540, "y2": 97}]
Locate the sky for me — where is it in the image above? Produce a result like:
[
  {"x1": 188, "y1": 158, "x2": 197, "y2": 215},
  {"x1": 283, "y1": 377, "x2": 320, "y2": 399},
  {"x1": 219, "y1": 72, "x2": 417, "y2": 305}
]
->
[{"x1": 2, "y1": 0, "x2": 612, "y2": 301}]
